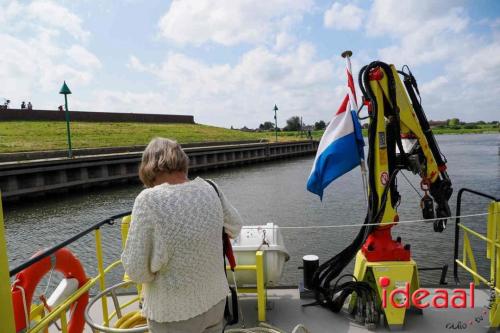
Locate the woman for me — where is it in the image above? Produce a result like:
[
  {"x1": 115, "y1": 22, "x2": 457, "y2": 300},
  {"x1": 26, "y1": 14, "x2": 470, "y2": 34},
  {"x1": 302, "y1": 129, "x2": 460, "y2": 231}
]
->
[{"x1": 122, "y1": 137, "x2": 243, "y2": 332}]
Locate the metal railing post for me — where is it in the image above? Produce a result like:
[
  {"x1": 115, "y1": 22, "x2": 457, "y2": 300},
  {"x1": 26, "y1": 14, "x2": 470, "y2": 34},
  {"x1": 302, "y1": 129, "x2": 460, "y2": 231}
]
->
[
  {"x1": 490, "y1": 201, "x2": 500, "y2": 328},
  {"x1": 256, "y1": 251, "x2": 266, "y2": 322},
  {"x1": 95, "y1": 228, "x2": 110, "y2": 327},
  {"x1": 59, "y1": 310, "x2": 68, "y2": 333},
  {"x1": 0, "y1": 193, "x2": 16, "y2": 333}
]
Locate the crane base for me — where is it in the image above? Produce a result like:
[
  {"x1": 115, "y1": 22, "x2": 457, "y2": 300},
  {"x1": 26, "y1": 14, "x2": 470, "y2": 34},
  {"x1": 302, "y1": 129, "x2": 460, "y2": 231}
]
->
[{"x1": 351, "y1": 251, "x2": 420, "y2": 330}]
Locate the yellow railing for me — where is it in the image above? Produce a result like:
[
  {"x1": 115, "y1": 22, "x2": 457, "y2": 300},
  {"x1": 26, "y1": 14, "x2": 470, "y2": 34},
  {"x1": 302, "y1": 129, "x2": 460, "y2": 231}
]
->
[
  {"x1": 0, "y1": 192, "x2": 16, "y2": 333},
  {"x1": 456, "y1": 201, "x2": 500, "y2": 328},
  {"x1": 0, "y1": 198, "x2": 132, "y2": 333},
  {"x1": 226, "y1": 250, "x2": 267, "y2": 322}
]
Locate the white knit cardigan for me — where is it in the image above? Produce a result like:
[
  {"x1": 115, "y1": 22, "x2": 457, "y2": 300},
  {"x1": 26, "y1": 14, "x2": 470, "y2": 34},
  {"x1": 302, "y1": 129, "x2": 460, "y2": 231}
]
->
[{"x1": 121, "y1": 177, "x2": 243, "y2": 322}]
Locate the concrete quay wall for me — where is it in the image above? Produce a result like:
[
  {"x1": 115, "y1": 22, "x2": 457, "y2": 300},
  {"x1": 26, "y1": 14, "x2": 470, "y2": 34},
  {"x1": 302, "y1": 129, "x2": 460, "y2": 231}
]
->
[
  {"x1": 0, "y1": 140, "x2": 266, "y2": 162},
  {"x1": 0, "y1": 141, "x2": 318, "y2": 201}
]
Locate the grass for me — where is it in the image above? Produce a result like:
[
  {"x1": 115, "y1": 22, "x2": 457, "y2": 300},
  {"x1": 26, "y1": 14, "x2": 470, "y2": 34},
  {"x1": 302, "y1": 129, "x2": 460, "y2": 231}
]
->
[
  {"x1": 429, "y1": 125, "x2": 499, "y2": 135},
  {"x1": 0, "y1": 121, "x2": 319, "y2": 153},
  {"x1": 0, "y1": 121, "x2": 497, "y2": 153}
]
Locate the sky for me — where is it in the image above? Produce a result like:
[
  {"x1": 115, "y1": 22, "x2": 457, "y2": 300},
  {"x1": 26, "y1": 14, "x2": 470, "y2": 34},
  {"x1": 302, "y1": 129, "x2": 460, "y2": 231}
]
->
[{"x1": 0, "y1": 0, "x2": 499, "y2": 128}]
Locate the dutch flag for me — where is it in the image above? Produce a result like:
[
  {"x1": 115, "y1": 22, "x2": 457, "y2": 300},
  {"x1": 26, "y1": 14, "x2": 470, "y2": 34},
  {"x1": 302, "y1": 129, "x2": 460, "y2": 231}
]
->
[{"x1": 307, "y1": 57, "x2": 365, "y2": 200}]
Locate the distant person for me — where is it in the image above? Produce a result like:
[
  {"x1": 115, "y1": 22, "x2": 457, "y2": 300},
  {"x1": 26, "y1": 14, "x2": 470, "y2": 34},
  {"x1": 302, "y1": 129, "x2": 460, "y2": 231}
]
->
[
  {"x1": 27, "y1": 102, "x2": 32, "y2": 110},
  {"x1": 21, "y1": 101, "x2": 26, "y2": 109},
  {"x1": 122, "y1": 138, "x2": 243, "y2": 333},
  {"x1": 58, "y1": 105, "x2": 64, "y2": 112},
  {"x1": 307, "y1": 129, "x2": 312, "y2": 139},
  {"x1": 1, "y1": 99, "x2": 9, "y2": 110}
]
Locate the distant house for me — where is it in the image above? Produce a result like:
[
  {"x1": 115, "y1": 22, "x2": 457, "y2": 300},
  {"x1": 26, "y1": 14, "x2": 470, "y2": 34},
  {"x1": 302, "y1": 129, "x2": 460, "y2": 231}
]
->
[
  {"x1": 428, "y1": 120, "x2": 447, "y2": 128},
  {"x1": 240, "y1": 126, "x2": 256, "y2": 132}
]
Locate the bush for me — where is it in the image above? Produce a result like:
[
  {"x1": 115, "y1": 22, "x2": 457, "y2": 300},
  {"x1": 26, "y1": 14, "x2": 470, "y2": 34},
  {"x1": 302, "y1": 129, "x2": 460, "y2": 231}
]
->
[
  {"x1": 284, "y1": 116, "x2": 301, "y2": 131},
  {"x1": 314, "y1": 120, "x2": 326, "y2": 130}
]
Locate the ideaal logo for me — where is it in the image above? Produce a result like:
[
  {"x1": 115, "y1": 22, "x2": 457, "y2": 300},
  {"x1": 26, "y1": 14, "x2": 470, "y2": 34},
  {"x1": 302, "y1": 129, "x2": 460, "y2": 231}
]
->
[
  {"x1": 379, "y1": 277, "x2": 497, "y2": 330},
  {"x1": 379, "y1": 277, "x2": 475, "y2": 309}
]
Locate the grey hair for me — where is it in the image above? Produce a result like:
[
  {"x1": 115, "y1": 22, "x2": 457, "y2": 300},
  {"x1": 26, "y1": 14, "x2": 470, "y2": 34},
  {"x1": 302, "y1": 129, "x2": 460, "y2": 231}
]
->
[{"x1": 139, "y1": 138, "x2": 189, "y2": 187}]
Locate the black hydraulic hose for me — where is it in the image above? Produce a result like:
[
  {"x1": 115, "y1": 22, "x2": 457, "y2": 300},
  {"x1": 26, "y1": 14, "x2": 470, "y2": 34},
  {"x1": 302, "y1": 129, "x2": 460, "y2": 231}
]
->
[
  {"x1": 9, "y1": 211, "x2": 131, "y2": 277},
  {"x1": 399, "y1": 69, "x2": 446, "y2": 166},
  {"x1": 311, "y1": 169, "x2": 400, "y2": 308},
  {"x1": 357, "y1": 65, "x2": 368, "y2": 103}
]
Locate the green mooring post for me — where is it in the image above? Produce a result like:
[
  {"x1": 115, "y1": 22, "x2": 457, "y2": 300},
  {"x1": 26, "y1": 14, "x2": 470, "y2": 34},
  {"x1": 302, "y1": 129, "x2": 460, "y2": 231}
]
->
[
  {"x1": 59, "y1": 81, "x2": 73, "y2": 158},
  {"x1": 273, "y1": 104, "x2": 278, "y2": 142}
]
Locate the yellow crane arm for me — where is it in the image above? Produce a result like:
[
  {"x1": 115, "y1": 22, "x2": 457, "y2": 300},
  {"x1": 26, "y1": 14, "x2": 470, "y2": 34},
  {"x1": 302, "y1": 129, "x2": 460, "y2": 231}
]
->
[{"x1": 362, "y1": 62, "x2": 452, "y2": 232}]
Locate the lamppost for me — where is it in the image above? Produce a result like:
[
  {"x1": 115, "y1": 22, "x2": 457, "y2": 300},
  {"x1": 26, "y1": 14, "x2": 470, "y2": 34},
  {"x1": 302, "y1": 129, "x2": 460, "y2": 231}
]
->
[
  {"x1": 59, "y1": 81, "x2": 73, "y2": 158},
  {"x1": 273, "y1": 104, "x2": 278, "y2": 142}
]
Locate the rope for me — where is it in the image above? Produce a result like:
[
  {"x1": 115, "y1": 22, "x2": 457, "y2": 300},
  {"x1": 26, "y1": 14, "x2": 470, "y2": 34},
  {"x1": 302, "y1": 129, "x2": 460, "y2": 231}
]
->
[
  {"x1": 225, "y1": 322, "x2": 311, "y2": 333},
  {"x1": 35, "y1": 257, "x2": 55, "y2": 299},
  {"x1": 240, "y1": 212, "x2": 494, "y2": 230},
  {"x1": 13, "y1": 280, "x2": 30, "y2": 330},
  {"x1": 400, "y1": 171, "x2": 423, "y2": 199}
]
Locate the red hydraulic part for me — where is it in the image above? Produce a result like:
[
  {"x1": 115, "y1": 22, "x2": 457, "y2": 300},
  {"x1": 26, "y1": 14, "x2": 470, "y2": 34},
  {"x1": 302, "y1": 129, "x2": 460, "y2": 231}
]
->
[
  {"x1": 11, "y1": 248, "x2": 89, "y2": 333},
  {"x1": 369, "y1": 67, "x2": 384, "y2": 81},
  {"x1": 361, "y1": 215, "x2": 411, "y2": 262}
]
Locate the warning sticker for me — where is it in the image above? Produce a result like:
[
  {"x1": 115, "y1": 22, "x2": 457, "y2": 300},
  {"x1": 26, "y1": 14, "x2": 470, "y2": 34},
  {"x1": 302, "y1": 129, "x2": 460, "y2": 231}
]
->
[
  {"x1": 378, "y1": 132, "x2": 387, "y2": 148},
  {"x1": 380, "y1": 172, "x2": 389, "y2": 186}
]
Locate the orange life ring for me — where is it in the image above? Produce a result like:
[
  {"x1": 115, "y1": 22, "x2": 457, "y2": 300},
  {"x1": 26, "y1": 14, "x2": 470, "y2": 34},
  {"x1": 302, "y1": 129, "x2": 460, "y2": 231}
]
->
[{"x1": 11, "y1": 248, "x2": 89, "y2": 333}]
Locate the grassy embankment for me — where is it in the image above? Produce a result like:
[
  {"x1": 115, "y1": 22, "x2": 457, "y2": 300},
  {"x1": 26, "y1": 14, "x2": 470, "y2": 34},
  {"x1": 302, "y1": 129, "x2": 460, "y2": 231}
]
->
[
  {"x1": 0, "y1": 121, "x2": 321, "y2": 153},
  {"x1": 426, "y1": 124, "x2": 499, "y2": 135},
  {"x1": 0, "y1": 121, "x2": 497, "y2": 153}
]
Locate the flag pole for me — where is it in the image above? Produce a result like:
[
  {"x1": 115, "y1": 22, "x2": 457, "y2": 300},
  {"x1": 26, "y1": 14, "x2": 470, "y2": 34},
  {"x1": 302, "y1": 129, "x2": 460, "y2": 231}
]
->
[{"x1": 341, "y1": 50, "x2": 368, "y2": 205}]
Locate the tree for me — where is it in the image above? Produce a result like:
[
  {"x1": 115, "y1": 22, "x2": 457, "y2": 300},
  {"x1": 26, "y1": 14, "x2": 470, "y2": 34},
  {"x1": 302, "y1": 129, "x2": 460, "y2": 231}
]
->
[
  {"x1": 284, "y1": 116, "x2": 301, "y2": 131},
  {"x1": 448, "y1": 118, "x2": 460, "y2": 126},
  {"x1": 259, "y1": 121, "x2": 275, "y2": 130},
  {"x1": 314, "y1": 120, "x2": 326, "y2": 130}
]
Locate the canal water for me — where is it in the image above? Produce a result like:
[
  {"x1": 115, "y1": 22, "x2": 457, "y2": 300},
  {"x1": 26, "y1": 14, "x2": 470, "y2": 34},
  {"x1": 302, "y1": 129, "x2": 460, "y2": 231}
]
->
[{"x1": 3, "y1": 134, "x2": 499, "y2": 292}]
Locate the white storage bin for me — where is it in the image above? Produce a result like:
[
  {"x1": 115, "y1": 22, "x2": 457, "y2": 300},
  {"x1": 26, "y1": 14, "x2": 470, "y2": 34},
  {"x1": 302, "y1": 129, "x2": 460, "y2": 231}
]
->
[{"x1": 229, "y1": 223, "x2": 289, "y2": 287}]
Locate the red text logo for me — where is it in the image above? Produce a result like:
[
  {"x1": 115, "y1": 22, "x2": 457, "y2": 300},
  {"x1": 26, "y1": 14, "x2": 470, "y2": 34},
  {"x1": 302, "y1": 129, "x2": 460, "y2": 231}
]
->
[{"x1": 379, "y1": 277, "x2": 475, "y2": 309}]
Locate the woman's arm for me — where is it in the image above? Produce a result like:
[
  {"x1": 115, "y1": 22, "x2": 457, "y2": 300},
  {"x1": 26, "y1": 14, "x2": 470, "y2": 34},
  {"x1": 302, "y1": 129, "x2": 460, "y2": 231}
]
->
[
  {"x1": 219, "y1": 189, "x2": 243, "y2": 239},
  {"x1": 121, "y1": 192, "x2": 157, "y2": 283}
]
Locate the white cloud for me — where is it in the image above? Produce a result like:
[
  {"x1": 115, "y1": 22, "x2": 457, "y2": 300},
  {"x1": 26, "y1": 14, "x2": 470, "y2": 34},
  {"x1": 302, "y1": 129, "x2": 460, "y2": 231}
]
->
[
  {"x1": 158, "y1": 0, "x2": 313, "y2": 46},
  {"x1": 374, "y1": 5, "x2": 469, "y2": 66},
  {"x1": 127, "y1": 55, "x2": 148, "y2": 72},
  {"x1": 26, "y1": 0, "x2": 90, "y2": 41},
  {"x1": 324, "y1": 3, "x2": 365, "y2": 31},
  {"x1": 0, "y1": 1, "x2": 100, "y2": 107},
  {"x1": 85, "y1": 90, "x2": 166, "y2": 114},
  {"x1": 367, "y1": 0, "x2": 500, "y2": 121},
  {"x1": 67, "y1": 45, "x2": 102, "y2": 69},
  {"x1": 274, "y1": 32, "x2": 297, "y2": 51},
  {"x1": 366, "y1": 0, "x2": 466, "y2": 37},
  {"x1": 127, "y1": 43, "x2": 342, "y2": 127},
  {"x1": 421, "y1": 76, "x2": 448, "y2": 94}
]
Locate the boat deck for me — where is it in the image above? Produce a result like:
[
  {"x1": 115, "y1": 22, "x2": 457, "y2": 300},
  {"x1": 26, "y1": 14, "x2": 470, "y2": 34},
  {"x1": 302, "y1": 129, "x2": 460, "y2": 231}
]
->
[
  {"x1": 81, "y1": 288, "x2": 494, "y2": 332},
  {"x1": 229, "y1": 288, "x2": 492, "y2": 332}
]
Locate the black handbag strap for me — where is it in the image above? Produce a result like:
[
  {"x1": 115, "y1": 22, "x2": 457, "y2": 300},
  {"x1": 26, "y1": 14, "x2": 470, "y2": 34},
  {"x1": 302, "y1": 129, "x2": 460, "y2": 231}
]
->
[
  {"x1": 204, "y1": 178, "x2": 239, "y2": 327},
  {"x1": 205, "y1": 178, "x2": 220, "y2": 196}
]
